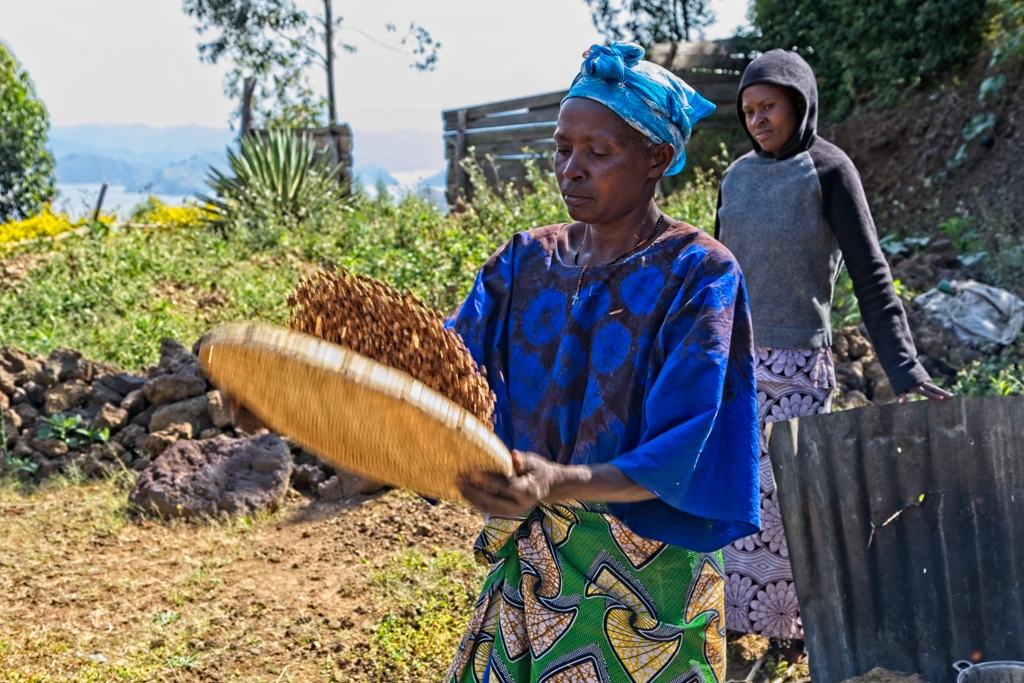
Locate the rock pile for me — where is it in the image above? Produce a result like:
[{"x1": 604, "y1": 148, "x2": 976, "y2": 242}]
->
[
  {"x1": 0, "y1": 339, "x2": 384, "y2": 507},
  {"x1": 831, "y1": 234, "x2": 1024, "y2": 405}
]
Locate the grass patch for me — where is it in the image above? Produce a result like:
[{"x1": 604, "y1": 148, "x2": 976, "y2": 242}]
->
[{"x1": 365, "y1": 548, "x2": 487, "y2": 682}]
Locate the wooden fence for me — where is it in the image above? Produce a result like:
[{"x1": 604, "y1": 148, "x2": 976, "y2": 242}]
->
[{"x1": 442, "y1": 39, "x2": 748, "y2": 203}]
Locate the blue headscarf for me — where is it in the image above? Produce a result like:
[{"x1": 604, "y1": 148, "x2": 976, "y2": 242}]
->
[{"x1": 563, "y1": 42, "x2": 716, "y2": 176}]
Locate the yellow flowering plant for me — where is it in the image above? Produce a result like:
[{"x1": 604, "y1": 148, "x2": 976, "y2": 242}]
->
[
  {"x1": 129, "y1": 196, "x2": 210, "y2": 228},
  {"x1": 0, "y1": 205, "x2": 77, "y2": 245}
]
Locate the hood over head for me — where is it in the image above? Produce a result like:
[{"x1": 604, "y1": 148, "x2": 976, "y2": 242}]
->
[{"x1": 737, "y1": 49, "x2": 818, "y2": 160}]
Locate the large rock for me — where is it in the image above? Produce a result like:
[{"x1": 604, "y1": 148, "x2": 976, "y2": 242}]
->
[
  {"x1": 97, "y1": 373, "x2": 147, "y2": 396},
  {"x1": 87, "y1": 382, "x2": 124, "y2": 410},
  {"x1": 206, "y1": 390, "x2": 233, "y2": 429},
  {"x1": 1, "y1": 346, "x2": 46, "y2": 386},
  {"x1": 119, "y1": 389, "x2": 147, "y2": 415},
  {"x1": 143, "y1": 367, "x2": 207, "y2": 406},
  {"x1": 0, "y1": 368, "x2": 14, "y2": 395},
  {"x1": 45, "y1": 348, "x2": 105, "y2": 384},
  {"x1": 129, "y1": 434, "x2": 293, "y2": 518},
  {"x1": 93, "y1": 403, "x2": 129, "y2": 431},
  {"x1": 31, "y1": 438, "x2": 69, "y2": 458},
  {"x1": 10, "y1": 402, "x2": 39, "y2": 425},
  {"x1": 143, "y1": 423, "x2": 193, "y2": 457},
  {"x1": 0, "y1": 392, "x2": 8, "y2": 412},
  {"x1": 113, "y1": 423, "x2": 148, "y2": 452},
  {"x1": 149, "y1": 395, "x2": 209, "y2": 434},
  {"x1": 20, "y1": 381, "x2": 44, "y2": 406},
  {"x1": 43, "y1": 380, "x2": 90, "y2": 415},
  {"x1": 157, "y1": 338, "x2": 197, "y2": 374}
]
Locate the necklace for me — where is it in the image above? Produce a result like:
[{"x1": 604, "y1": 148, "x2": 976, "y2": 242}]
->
[{"x1": 571, "y1": 213, "x2": 664, "y2": 307}]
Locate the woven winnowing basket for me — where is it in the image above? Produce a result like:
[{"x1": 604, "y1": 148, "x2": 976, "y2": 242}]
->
[{"x1": 198, "y1": 323, "x2": 512, "y2": 501}]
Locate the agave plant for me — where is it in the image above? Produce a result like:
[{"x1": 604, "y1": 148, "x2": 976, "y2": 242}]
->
[{"x1": 201, "y1": 129, "x2": 347, "y2": 240}]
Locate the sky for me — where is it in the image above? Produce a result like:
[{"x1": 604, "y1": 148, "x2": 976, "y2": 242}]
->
[{"x1": 0, "y1": 0, "x2": 750, "y2": 133}]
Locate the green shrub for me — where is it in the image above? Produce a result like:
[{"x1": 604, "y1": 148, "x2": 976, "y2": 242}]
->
[
  {"x1": 953, "y1": 359, "x2": 1024, "y2": 396},
  {"x1": 741, "y1": 0, "x2": 987, "y2": 120},
  {"x1": 0, "y1": 41, "x2": 56, "y2": 222},
  {"x1": 202, "y1": 129, "x2": 348, "y2": 247}
]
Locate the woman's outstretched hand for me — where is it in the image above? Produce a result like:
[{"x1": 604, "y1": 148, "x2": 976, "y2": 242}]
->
[
  {"x1": 457, "y1": 450, "x2": 558, "y2": 518},
  {"x1": 898, "y1": 382, "x2": 954, "y2": 403}
]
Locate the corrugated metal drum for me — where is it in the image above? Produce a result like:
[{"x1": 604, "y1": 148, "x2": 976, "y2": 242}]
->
[
  {"x1": 768, "y1": 397, "x2": 1024, "y2": 683},
  {"x1": 954, "y1": 661, "x2": 1024, "y2": 683}
]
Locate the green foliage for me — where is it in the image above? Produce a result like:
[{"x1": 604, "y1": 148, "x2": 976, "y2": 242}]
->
[
  {"x1": 38, "y1": 413, "x2": 110, "y2": 450},
  {"x1": 584, "y1": 0, "x2": 715, "y2": 44},
  {"x1": 988, "y1": 0, "x2": 1024, "y2": 65},
  {"x1": 0, "y1": 41, "x2": 56, "y2": 222},
  {"x1": 831, "y1": 266, "x2": 862, "y2": 330},
  {"x1": 0, "y1": 163, "x2": 719, "y2": 368},
  {"x1": 202, "y1": 129, "x2": 347, "y2": 247},
  {"x1": 742, "y1": 0, "x2": 987, "y2": 120},
  {"x1": 366, "y1": 548, "x2": 487, "y2": 682},
  {"x1": 661, "y1": 164, "x2": 720, "y2": 232},
  {"x1": 953, "y1": 360, "x2": 1024, "y2": 396}
]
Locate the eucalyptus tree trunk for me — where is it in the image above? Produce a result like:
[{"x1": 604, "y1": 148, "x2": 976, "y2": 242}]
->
[{"x1": 324, "y1": 0, "x2": 336, "y2": 125}]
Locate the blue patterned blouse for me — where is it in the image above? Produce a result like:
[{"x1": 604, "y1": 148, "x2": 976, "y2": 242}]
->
[{"x1": 448, "y1": 221, "x2": 760, "y2": 553}]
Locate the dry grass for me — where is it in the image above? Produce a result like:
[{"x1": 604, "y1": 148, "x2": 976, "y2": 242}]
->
[
  {"x1": 0, "y1": 476, "x2": 485, "y2": 682},
  {"x1": 0, "y1": 476, "x2": 799, "y2": 683}
]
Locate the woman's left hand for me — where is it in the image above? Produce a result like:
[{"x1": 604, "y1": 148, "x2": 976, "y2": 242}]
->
[
  {"x1": 458, "y1": 450, "x2": 561, "y2": 517},
  {"x1": 898, "y1": 382, "x2": 954, "y2": 403}
]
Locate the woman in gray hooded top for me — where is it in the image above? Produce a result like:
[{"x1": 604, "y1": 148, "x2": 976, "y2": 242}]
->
[{"x1": 714, "y1": 50, "x2": 950, "y2": 644}]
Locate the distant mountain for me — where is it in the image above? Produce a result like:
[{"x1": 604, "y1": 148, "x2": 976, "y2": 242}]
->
[
  {"x1": 354, "y1": 164, "x2": 399, "y2": 189},
  {"x1": 48, "y1": 123, "x2": 446, "y2": 201},
  {"x1": 56, "y1": 154, "x2": 148, "y2": 184},
  {"x1": 126, "y1": 151, "x2": 228, "y2": 195}
]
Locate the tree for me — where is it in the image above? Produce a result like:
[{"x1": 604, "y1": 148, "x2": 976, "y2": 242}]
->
[
  {"x1": 584, "y1": 0, "x2": 715, "y2": 46},
  {"x1": 0, "y1": 41, "x2": 56, "y2": 222},
  {"x1": 183, "y1": 0, "x2": 440, "y2": 129},
  {"x1": 743, "y1": 0, "x2": 987, "y2": 119}
]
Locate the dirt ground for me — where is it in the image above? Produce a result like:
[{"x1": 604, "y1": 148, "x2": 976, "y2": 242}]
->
[
  {"x1": 0, "y1": 477, "x2": 801, "y2": 683},
  {"x1": 820, "y1": 54, "x2": 1024, "y2": 238}
]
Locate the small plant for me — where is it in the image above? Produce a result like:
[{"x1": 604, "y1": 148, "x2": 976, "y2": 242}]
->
[
  {"x1": 201, "y1": 130, "x2": 348, "y2": 246},
  {"x1": 953, "y1": 360, "x2": 1024, "y2": 396},
  {"x1": 38, "y1": 413, "x2": 109, "y2": 450},
  {"x1": 152, "y1": 611, "x2": 181, "y2": 626}
]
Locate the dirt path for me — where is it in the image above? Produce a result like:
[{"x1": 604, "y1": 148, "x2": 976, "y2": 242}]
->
[{"x1": 0, "y1": 478, "x2": 796, "y2": 682}]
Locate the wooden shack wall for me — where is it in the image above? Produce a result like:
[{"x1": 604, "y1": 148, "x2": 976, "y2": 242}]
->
[{"x1": 442, "y1": 39, "x2": 748, "y2": 203}]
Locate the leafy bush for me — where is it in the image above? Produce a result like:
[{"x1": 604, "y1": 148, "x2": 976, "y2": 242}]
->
[
  {"x1": 953, "y1": 359, "x2": 1024, "y2": 396},
  {"x1": 0, "y1": 205, "x2": 76, "y2": 245},
  {"x1": 0, "y1": 41, "x2": 56, "y2": 222},
  {"x1": 202, "y1": 129, "x2": 348, "y2": 246},
  {"x1": 742, "y1": 0, "x2": 987, "y2": 120}
]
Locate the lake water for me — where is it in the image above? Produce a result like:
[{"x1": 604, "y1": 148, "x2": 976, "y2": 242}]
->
[
  {"x1": 56, "y1": 183, "x2": 194, "y2": 219},
  {"x1": 56, "y1": 170, "x2": 448, "y2": 220}
]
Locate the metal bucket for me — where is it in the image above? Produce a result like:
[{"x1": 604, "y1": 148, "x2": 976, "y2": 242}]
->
[{"x1": 954, "y1": 661, "x2": 1024, "y2": 683}]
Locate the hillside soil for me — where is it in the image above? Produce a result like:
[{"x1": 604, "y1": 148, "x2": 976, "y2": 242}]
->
[{"x1": 0, "y1": 479, "x2": 796, "y2": 683}]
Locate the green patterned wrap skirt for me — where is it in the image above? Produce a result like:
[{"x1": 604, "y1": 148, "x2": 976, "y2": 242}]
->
[{"x1": 446, "y1": 502, "x2": 727, "y2": 683}]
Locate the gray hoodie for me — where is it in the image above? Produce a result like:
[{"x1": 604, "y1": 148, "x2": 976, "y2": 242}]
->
[{"x1": 714, "y1": 49, "x2": 929, "y2": 395}]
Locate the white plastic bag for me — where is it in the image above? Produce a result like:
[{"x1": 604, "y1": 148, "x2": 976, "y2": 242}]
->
[{"x1": 914, "y1": 280, "x2": 1024, "y2": 346}]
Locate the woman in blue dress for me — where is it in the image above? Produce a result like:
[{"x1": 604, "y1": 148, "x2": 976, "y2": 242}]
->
[{"x1": 446, "y1": 43, "x2": 761, "y2": 683}]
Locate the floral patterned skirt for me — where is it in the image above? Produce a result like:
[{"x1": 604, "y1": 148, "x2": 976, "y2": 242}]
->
[{"x1": 722, "y1": 347, "x2": 835, "y2": 639}]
